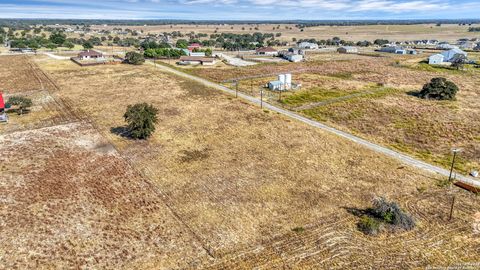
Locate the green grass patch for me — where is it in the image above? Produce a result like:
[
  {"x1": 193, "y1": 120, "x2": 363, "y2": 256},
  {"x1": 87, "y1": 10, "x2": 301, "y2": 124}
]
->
[{"x1": 280, "y1": 88, "x2": 353, "y2": 106}]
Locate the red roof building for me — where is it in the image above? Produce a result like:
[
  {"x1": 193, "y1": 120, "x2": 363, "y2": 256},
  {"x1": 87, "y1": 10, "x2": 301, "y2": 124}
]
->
[
  {"x1": 0, "y1": 92, "x2": 5, "y2": 110},
  {"x1": 187, "y1": 43, "x2": 201, "y2": 52}
]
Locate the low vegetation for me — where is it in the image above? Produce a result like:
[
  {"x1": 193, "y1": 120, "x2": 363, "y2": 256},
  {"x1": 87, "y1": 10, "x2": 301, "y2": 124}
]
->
[
  {"x1": 358, "y1": 197, "x2": 415, "y2": 236},
  {"x1": 7, "y1": 96, "x2": 32, "y2": 115}
]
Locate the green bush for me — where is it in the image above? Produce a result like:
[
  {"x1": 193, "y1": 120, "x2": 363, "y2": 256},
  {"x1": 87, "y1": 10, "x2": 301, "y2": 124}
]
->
[
  {"x1": 419, "y1": 77, "x2": 458, "y2": 100},
  {"x1": 7, "y1": 96, "x2": 32, "y2": 115},
  {"x1": 358, "y1": 216, "x2": 381, "y2": 235},
  {"x1": 123, "y1": 103, "x2": 158, "y2": 139},
  {"x1": 124, "y1": 51, "x2": 145, "y2": 65},
  {"x1": 372, "y1": 197, "x2": 415, "y2": 231}
]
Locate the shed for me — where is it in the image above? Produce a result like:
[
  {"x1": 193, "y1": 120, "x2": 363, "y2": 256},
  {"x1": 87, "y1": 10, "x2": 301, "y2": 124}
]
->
[
  {"x1": 380, "y1": 46, "x2": 406, "y2": 54},
  {"x1": 337, "y1": 46, "x2": 358, "y2": 54},
  {"x1": 428, "y1": 54, "x2": 444, "y2": 65}
]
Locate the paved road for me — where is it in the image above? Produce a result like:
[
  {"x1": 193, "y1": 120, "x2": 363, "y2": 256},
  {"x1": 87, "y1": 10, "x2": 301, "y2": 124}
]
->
[{"x1": 147, "y1": 61, "x2": 480, "y2": 189}]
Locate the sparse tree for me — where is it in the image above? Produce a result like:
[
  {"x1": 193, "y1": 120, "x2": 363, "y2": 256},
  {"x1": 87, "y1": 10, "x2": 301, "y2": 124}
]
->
[
  {"x1": 123, "y1": 103, "x2": 158, "y2": 139},
  {"x1": 450, "y1": 53, "x2": 467, "y2": 70},
  {"x1": 124, "y1": 51, "x2": 145, "y2": 65},
  {"x1": 419, "y1": 77, "x2": 458, "y2": 100},
  {"x1": 82, "y1": 41, "x2": 93, "y2": 50}
]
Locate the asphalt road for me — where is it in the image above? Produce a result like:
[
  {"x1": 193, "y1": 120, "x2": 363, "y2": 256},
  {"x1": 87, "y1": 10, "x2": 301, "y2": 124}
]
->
[{"x1": 147, "y1": 61, "x2": 480, "y2": 189}]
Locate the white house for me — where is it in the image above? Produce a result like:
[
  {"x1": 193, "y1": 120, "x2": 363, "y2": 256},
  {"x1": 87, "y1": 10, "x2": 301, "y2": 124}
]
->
[
  {"x1": 337, "y1": 46, "x2": 358, "y2": 54},
  {"x1": 255, "y1": 47, "x2": 278, "y2": 56},
  {"x1": 436, "y1": 43, "x2": 458, "y2": 50},
  {"x1": 297, "y1": 42, "x2": 319, "y2": 50},
  {"x1": 428, "y1": 54, "x2": 444, "y2": 65},
  {"x1": 441, "y1": 48, "x2": 467, "y2": 62}
]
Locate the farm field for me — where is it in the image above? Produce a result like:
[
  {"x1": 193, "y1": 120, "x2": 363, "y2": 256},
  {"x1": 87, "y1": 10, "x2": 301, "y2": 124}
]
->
[
  {"x1": 28, "y1": 55, "x2": 480, "y2": 268},
  {"x1": 91, "y1": 23, "x2": 480, "y2": 44},
  {"x1": 182, "y1": 54, "x2": 480, "y2": 175}
]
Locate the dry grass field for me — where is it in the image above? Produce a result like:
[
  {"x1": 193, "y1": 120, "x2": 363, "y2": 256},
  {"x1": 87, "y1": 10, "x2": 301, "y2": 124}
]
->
[
  {"x1": 0, "y1": 123, "x2": 210, "y2": 269},
  {"x1": 91, "y1": 23, "x2": 480, "y2": 43},
  {"x1": 182, "y1": 54, "x2": 480, "y2": 175},
  {"x1": 20, "y1": 55, "x2": 479, "y2": 268}
]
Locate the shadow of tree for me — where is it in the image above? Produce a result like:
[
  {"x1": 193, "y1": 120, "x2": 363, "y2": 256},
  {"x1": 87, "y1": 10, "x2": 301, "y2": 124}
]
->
[
  {"x1": 406, "y1": 90, "x2": 421, "y2": 98},
  {"x1": 110, "y1": 126, "x2": 131, "y2": 138}
]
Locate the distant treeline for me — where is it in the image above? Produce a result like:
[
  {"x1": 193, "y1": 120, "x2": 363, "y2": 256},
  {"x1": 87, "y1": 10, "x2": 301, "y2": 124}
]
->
[
  {"x1": 1, "y1": 19, "x2": 480, "y2": 28},
  {"x1": 469, "y1": 27, "x2": 480, "y2": 32}
]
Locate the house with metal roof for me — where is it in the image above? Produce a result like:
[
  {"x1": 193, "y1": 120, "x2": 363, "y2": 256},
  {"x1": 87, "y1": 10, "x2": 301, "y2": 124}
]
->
[
  {"x1": 337, "y1": 46, "x2": 358, "y2": 54},
  {"x1": 297, "y1": 42, "x2": 319, "y2": 50},
  {"x1": 441, "y1": 48, "x2": 467, "y2": 62},
  {"x1": 379, "y1": 46, "x2": 406, "y2": 54}
]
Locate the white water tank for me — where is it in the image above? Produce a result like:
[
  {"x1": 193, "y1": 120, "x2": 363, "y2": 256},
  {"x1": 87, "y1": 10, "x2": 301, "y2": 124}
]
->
[
  {"x1": 278, "y1": 74, "x2": 286, "y2": 83},
  {"x1": 285, "y1": 73, "x2": 292, "y2": 85}
]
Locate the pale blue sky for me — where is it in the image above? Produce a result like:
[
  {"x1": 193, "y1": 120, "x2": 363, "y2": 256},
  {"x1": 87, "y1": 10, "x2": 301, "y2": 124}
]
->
[{"x1": 0, "y1": 0, "x2": 479, "y2": 20}]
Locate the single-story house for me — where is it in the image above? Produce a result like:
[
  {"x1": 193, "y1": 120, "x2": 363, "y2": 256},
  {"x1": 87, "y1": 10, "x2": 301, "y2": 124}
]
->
[
  {"x1": 256, "y1": 46, "x2": 278, "y2": 56},
  {"x1": 189, "y1": 52, "x2": 206, "y2": 57},
  {"x1": 337, "y1": 46, "x2": 358, "y2": 54},
  {"x1": 78, "y1": 50, "x2": 104, "y2": 60},
  {"x1": 441, "y1": 48, "x2": 467, "y2": 62},
  {"x1": 428, "y1": 54, "x2": 445, "y2": 65},
  {"x1": 458, "y1": 41, "x2": 476, "y2": 50},
  {"x1": 285, "y1": 53, "x2": 303, "y2": 62},
  {"x1": 187, "y1": 43, "x2": 201, "y2": 52},
  {"x1": 178, "y1": 56, "x2": 216, "y2": 66},
  {"x1": 379, "y1": 46, "x2": 406, "y2": 54},
  {"x1": 436, "y1": 43, "x2": 458, "y2": 50},
  {"x1": 297, "y1": 42, "x2": 319, "y2": 50}
]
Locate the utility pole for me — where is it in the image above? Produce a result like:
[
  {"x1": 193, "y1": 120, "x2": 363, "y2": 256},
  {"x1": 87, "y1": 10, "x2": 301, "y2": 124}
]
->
[
  {"x1": 235, "y1": 80, "x2": 238, "y2": 98},
  {"x1": 260, "y1": 88, "x2": 263, "y2": 109},
  {"x1": 449, "y1": 195, "x2": 455, "y2": 221},
  {"x1": 448, "y1": 148, "x2": 461, "y2": 182}
]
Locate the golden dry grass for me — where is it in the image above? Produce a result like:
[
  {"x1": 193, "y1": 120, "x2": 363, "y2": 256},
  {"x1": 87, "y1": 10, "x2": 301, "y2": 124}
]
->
[
  {"x1": 0, "y1": 122, "x2": 210, "y2": 269},
  {"x1": 30, "y1": 55, "x2": 480, "y2": 268},
  {"x1": 90, "y1": 23, "x2": 479, "y2": 44}
]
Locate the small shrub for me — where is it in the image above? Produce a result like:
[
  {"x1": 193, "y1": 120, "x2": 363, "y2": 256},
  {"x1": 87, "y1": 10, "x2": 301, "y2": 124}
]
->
[
  {"x1": 358, "y1": 216, "x2": 380, "y2": 235},
  {"x1": 372, "y1": 197, "x2": 415, "y2": 231},
  {"x1": 419, "y1": 77, "x2": 458, "y2": 100},
  {"x1": 292, "y1": 227, "x2": 305, "y2": 233},
  {"x1": 7, "y1": 96, "x2": 32, "y2": 115},
  {"x1": 123, "y1": 103, "x2": 158, "y2": 139}
]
